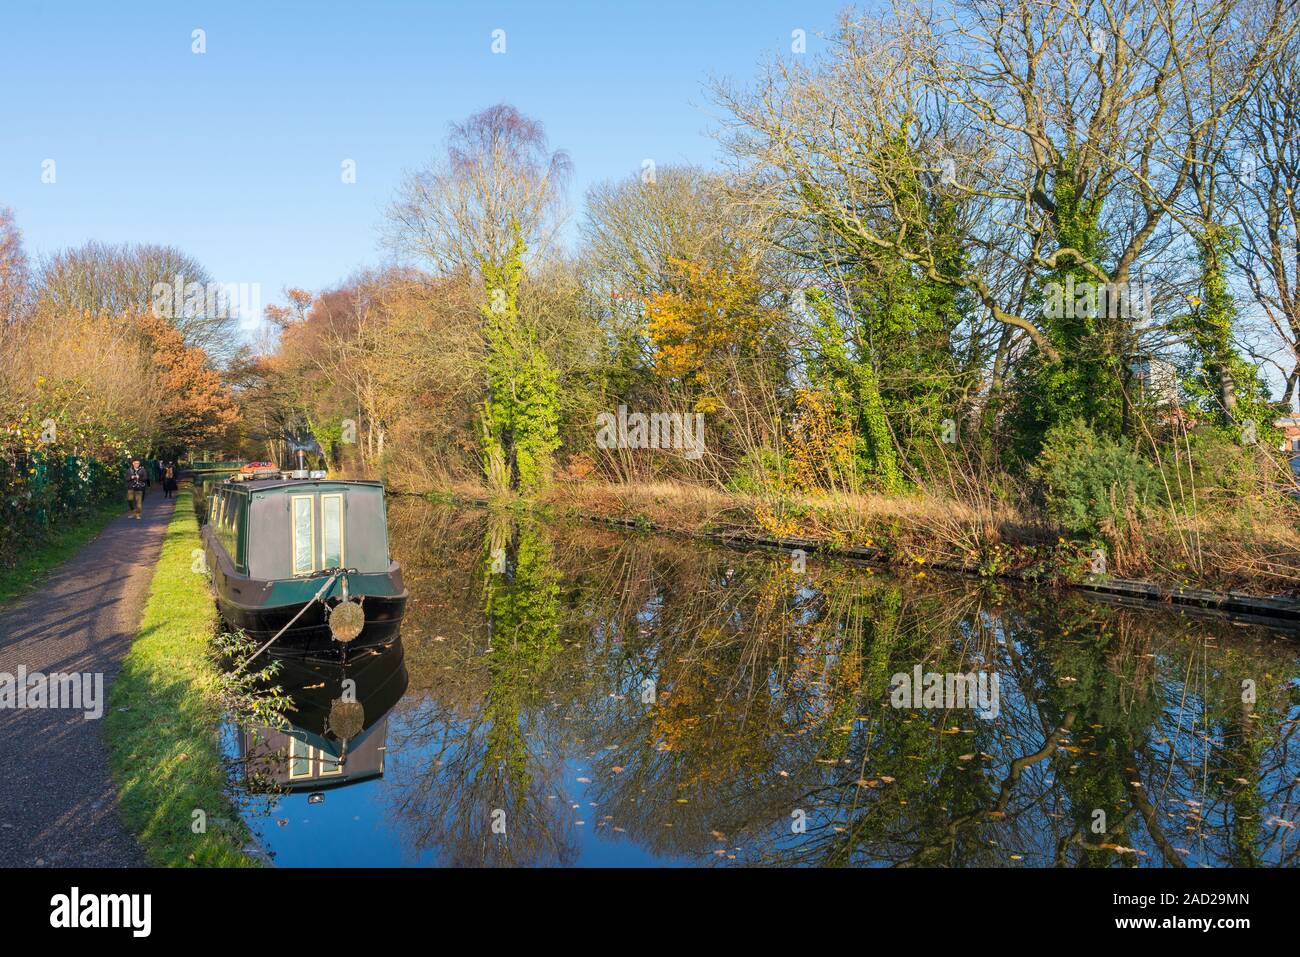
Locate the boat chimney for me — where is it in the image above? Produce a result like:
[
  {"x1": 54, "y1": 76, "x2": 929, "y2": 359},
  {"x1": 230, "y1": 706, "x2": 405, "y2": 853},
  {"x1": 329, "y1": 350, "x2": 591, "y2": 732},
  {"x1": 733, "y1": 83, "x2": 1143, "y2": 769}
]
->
[{"x1": 291, "y1": 448, "x2": 309, "y2": 480}]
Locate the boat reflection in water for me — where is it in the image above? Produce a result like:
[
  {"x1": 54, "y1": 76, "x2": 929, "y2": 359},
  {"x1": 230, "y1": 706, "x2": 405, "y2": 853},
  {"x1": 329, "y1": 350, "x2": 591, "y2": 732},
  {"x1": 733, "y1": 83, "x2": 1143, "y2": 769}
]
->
[{"x1": 239, "y1": 640, "x2": 408, "y2": 794}]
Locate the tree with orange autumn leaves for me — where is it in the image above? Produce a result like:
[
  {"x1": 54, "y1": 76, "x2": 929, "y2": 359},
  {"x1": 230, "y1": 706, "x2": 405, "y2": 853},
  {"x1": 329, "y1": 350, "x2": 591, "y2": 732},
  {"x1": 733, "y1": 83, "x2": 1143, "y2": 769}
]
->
[
  {"x1": 4, "y1": 307, "x2": 234, "y2": 462},
  {"x1": 134, "y1": 310, "x2": 239, "y2": 452},
  {"x1": 643, "y1": 255, "x2": 785, "y2": 414}
]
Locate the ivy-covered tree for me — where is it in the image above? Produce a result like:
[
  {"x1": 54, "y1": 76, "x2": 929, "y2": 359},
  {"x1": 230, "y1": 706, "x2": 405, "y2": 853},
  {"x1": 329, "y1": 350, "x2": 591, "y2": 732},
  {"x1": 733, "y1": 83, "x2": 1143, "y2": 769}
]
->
[{"x1": 480, "y1": 221, "x2": 561, "y2": 495}]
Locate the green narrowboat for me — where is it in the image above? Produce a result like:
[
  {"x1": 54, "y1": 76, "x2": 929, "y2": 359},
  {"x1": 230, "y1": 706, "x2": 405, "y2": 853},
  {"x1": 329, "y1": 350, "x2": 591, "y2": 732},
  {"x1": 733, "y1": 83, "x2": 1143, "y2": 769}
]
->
[{"x1": 202, "y1": 477, "x2": 408, "y2": 652}]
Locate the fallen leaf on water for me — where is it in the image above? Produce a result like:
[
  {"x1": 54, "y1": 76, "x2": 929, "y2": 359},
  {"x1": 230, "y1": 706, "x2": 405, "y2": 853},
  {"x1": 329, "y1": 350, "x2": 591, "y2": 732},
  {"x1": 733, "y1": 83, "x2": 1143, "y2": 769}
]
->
[{"x1": 1097, "y1": 843, "x2": 1145, "y2": 856}]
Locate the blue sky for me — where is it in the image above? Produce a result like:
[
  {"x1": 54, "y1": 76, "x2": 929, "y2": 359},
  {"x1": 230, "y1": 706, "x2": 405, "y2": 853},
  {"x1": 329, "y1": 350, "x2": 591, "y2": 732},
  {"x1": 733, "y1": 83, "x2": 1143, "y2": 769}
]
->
[{"x1": 1, "y1": 0, "x2": 853, "y2": 332}]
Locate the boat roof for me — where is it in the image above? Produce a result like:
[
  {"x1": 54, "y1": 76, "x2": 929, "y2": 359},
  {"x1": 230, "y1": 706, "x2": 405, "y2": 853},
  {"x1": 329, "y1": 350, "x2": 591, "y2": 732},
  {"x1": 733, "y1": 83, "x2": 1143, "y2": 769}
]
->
[{"x1": 219, "y1": 478, "x2": 385, "y2": 494}]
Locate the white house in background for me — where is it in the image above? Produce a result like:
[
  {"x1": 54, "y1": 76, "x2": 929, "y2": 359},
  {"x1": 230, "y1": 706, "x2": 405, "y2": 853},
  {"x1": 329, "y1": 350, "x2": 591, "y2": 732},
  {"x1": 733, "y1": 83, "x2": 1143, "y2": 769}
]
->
[{"x1": 1131, "y1": 357, "x2": 1180, "y2": 406}]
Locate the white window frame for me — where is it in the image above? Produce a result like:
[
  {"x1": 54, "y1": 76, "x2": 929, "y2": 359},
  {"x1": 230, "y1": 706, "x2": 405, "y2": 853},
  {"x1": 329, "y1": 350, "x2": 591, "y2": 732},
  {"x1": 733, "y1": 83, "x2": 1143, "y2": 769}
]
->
[
  {"x1": 287, "y1": 734, "x2": 313, "y2": 780},
  {"x1": 320, "y1": 493, "x2": 345, "y2": 570},
  {"x1": 317, "y1": 748, "x2": 343, "y2": 776},
  {"x1": 290, "y1": 494, "x2": 316, "y2": 576}
]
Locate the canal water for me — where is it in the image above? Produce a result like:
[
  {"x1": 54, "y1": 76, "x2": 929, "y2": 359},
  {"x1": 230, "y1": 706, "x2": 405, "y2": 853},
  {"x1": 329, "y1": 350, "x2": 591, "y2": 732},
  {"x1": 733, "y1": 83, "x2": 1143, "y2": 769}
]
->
[{"x1": 225, "y1": 501, "x2": 1300, "y2": 867}]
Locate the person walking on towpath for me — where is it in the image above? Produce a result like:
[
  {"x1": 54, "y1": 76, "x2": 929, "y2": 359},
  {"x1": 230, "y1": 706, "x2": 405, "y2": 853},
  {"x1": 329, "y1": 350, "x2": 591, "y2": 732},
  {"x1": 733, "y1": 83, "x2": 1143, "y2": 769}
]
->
[{"x1": 126, "y1": 458, "x2": 149, "y2": 520}]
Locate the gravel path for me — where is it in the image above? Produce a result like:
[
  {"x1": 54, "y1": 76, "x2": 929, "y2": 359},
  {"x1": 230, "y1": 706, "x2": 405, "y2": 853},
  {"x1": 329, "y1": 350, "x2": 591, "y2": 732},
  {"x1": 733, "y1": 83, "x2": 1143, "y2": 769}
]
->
[{"x1": 0, "y1": 492, "x2": 176, "y2": 867}]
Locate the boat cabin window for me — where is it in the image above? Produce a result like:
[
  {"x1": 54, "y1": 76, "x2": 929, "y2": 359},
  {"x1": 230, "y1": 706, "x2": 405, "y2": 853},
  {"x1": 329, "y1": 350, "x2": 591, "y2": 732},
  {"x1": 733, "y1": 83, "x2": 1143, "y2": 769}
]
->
[
  {"x1": 288, "y1": 734, "x2": 312, "y2": 779},
  {"x1": 321, "y1": 494, "x2": 344, "y2": 569},
  {"x1": 291, "y1": 495, "x2": 315, "y2": 576},
  {"x1": 319, "y1": 750, "x2": 343, "y2": 776},
  {"x1": 290, "y1": 492, "x2": 348, "y2": 575},
  {"x1": 287, "y1": 733, "x2": 342, "y2": 780}
]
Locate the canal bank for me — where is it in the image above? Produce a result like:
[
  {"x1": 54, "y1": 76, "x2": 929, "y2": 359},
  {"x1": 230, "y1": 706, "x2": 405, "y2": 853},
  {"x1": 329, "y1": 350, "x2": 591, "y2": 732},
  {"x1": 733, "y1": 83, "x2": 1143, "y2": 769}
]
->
[
  {"x1": 593, "y1": 518, "x2": 1300, "y2": 628},
  {"x1": 104, "y1": 488, "x2": 262, "y2": 867},
  {"x1": 408, "y1": 486, "x2": 1300, "y2": 628}
]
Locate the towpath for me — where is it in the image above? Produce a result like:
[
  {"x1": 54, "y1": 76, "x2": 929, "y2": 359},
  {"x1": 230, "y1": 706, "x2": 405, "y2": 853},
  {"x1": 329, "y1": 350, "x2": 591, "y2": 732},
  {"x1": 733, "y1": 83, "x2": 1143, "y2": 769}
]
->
[{"x1": 0, "y1": 493, "x2": 175, "y2": 867}]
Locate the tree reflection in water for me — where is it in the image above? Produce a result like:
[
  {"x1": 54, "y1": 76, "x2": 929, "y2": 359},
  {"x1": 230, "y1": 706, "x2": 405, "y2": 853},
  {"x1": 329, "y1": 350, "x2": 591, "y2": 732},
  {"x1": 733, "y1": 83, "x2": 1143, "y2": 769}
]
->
[{"x1": 264, "y1": 500, "x2": 1300, "y2": 867}]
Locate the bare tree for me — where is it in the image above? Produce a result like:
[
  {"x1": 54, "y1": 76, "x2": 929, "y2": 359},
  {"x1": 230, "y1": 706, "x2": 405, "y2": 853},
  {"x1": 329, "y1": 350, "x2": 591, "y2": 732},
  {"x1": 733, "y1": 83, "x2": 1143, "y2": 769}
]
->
[
  {"x1": 582, "y1": 165, "x2": 740, "y2": 298},
  {"x1": 1230, "y1": 29, "x2": 1300, "y2": 408},
  {"x1": 35, "y1": 240, "x2": 238, "y2": 359},
  {"x1": 385, "y1": 104, "x2": 572, "y2": 275},
  {"x1": 0, "y1": 206, "x2": 30, "y2": 326}
]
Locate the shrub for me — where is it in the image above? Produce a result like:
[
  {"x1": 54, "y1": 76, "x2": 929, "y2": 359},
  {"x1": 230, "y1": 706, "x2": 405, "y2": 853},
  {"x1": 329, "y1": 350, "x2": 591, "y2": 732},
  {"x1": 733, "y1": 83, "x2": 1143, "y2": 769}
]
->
[
  {"x1": 1032, "y1": 419, "x2": 1157, "y2": 537},
  {"x1": 1160, "y1": 426, "x2": 1278, "y2": 506},
  {"x1": 726, "y1": 447, "x2": 787, "y2": 495}
]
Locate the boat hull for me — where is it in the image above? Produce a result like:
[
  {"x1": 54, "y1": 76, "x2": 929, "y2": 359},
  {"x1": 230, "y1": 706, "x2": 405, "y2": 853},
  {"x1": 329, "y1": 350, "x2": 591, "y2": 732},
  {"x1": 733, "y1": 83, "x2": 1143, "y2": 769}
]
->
[
  {"x1": 203, "y1": 524, "x2": 407, "y2": 652},
  {"x1": 216, "y1": 591, "x2": 407, "y2": 653}
]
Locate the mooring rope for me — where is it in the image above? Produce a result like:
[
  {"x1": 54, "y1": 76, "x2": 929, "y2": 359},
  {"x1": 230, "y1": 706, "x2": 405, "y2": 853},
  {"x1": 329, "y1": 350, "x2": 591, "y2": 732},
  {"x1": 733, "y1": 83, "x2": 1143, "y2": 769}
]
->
[{"x1": 234, "y1": 572, "x2": 340, "y2": 673}]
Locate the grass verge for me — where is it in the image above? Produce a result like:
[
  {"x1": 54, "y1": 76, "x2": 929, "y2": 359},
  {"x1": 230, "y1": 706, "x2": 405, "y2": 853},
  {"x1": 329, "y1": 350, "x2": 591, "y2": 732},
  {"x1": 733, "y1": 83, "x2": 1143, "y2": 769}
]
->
[
  {"x1": 0, "y1": 501, "x2": 125, "y2": 606},
  {"x1": 105, "y1": 489, "x2": 261, "y2": 867}
]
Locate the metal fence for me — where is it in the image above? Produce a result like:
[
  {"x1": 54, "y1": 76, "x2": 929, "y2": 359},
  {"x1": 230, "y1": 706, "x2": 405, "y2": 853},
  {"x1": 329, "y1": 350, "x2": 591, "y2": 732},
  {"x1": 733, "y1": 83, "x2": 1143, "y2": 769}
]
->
[{"x1": 0, "y1": 450, "x2": 128, "y2": 567}]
